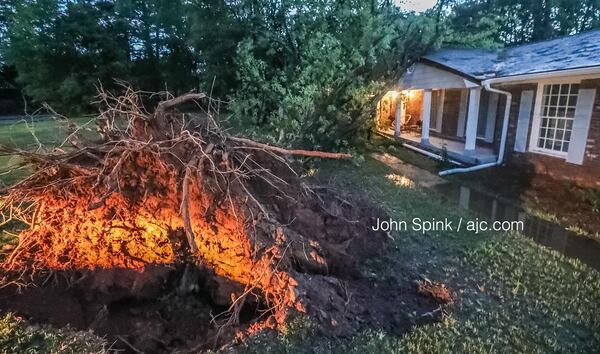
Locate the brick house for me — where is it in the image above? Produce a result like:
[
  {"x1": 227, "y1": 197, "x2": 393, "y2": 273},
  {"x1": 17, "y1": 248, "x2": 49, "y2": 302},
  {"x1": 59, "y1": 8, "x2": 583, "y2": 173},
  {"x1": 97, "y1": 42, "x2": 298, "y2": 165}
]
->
[{"x1": 377, "y1": 30, "x2": 600, "y2": 187}]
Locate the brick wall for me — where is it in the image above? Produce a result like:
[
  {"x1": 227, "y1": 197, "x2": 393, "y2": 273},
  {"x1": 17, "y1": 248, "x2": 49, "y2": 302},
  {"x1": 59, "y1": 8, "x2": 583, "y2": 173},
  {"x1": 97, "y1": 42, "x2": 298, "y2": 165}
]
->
[
  {"x1": 499, "y1": 80, "x2": 600, "y2": 188},
  {"x1": 405, "y1": 90, "x2": 423, "y2": 125}
]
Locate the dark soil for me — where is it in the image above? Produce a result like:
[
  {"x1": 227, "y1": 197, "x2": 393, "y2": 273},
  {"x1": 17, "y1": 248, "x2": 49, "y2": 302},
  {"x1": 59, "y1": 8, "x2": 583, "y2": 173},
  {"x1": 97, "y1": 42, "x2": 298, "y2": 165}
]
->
[{"x1": 0, "y1": 266, "x2": 444, "y2": 353}]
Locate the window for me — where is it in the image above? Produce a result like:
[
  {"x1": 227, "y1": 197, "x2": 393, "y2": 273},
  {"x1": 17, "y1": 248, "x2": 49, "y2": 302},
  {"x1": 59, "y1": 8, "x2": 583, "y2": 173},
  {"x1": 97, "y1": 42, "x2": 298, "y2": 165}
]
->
[{"x1": 536, "y1": 83, "x2": 579, "y2": 154}]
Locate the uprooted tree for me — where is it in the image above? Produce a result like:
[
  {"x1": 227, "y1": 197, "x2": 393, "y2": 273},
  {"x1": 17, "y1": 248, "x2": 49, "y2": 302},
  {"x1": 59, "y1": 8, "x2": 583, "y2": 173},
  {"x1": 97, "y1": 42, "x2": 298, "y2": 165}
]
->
[{"x1": 0, "y1": 88, "x2": 388, "y2": 337}]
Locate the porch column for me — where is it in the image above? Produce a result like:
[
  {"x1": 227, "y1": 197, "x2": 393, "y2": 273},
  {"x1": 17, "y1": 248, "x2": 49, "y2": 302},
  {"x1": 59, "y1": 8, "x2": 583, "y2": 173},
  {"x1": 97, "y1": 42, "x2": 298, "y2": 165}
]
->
[
  {"x1": 464, "y1": 87, "x2": 481, "y2": 152},
  {"x1": 394, "y1": 97, "x2": 403, "y2": 137},
  {"x1": 421, "y1": 89, "x2": 432, "y2": 145}
]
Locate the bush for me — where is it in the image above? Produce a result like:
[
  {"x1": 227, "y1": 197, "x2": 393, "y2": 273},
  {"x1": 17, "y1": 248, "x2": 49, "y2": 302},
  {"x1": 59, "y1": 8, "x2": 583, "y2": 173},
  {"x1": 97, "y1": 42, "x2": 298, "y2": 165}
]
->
[{"x1": 230, "y1": 3, "x2": 437, "y2": 151}]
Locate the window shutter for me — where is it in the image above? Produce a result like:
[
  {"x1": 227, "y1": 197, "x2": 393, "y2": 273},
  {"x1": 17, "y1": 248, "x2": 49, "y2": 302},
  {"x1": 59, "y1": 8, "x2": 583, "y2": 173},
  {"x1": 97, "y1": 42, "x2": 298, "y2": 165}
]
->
[
  {"x1": 514, "y1": 90, "x2": 534, "y2": 152},
  {"x1": 567, "y1": 88, "x2": 596, "y2": 165}
]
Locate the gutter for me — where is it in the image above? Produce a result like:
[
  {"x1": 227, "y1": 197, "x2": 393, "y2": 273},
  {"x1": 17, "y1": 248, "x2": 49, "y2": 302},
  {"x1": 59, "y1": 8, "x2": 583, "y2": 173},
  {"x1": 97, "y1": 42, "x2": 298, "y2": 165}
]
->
[
  {"x1": 438, "y1": 82, "x2": 512, "y2": 176},
  {"x1": 478, "y1": 65, "x2": 600, "y2": 85}
]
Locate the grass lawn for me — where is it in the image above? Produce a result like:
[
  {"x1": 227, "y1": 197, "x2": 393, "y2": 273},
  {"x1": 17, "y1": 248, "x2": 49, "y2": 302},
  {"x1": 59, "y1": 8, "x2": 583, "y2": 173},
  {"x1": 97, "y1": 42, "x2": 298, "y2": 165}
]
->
[
  {"x1": 0, "y1": 117, "x2": 96, "y2": 186},
  {"x1": 222, "y1": 158, "x2": 600, "y2": 353},
  {"x1": 0, "y1": 121, "x2": 599, "y2": 353}
]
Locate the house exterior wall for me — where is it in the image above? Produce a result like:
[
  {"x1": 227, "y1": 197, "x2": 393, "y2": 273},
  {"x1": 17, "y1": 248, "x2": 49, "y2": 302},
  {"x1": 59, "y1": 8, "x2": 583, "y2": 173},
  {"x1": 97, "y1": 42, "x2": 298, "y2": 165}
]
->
[
  {"x1": 399, "y1": 63, "x2": 478, "y2": 90},
  {"x1": 405, "y1": 90, "x2": 423, "y2": 125},
  {"x1": 428, "y1": 88, "x2": 497, "y2": 150},
  {"x1": 499, "y1": 79, "x2": 600, "y2": 187},
  {"x1": 441, "y1": 89, "x2": 461, "y2": 136}
]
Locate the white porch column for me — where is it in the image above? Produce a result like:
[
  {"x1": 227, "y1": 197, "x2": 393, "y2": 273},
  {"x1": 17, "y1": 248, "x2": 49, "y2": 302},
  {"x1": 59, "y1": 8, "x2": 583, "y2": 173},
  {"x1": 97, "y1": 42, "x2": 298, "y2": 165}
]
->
[
  {"x1": 456, "y1": 89, "x2": 468, "y2": 137},
  {"x1": 464, "y1": 87, "x2": 481, "y2": 152},
  {"x1": 421, "y1": 89, "x2": 432, "y2": 145},
  {"x1": 394, "y1": 98, "x2": 403, "y2": 137}
]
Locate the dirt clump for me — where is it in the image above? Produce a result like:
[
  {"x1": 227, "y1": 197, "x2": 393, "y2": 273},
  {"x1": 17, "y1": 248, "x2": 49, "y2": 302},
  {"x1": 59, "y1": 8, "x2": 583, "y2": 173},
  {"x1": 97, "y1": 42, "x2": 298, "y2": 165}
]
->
[{"x1": 417, "y1": 279, "x2": 454, "y2": 305}]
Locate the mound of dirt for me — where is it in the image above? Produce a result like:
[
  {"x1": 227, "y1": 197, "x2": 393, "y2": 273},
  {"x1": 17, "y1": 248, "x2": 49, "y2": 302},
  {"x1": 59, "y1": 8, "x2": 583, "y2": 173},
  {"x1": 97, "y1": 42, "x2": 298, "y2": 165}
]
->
[{"x1": 0, "y1": 89, "x2": 443, "y2": 351}]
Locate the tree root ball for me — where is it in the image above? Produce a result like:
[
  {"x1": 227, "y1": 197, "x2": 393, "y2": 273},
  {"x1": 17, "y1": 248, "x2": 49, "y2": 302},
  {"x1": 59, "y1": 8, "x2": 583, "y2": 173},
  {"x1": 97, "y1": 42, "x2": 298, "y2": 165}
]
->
[{"x1": 0, "y1": 89, "x2": 388, "y2": 340}]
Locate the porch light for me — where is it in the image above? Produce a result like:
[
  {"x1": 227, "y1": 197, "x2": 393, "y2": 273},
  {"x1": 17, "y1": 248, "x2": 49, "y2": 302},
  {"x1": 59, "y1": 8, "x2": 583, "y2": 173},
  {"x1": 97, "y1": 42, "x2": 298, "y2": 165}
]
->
[{"x1": 402, "y1": 90, "x2": 415, "y2": 98}]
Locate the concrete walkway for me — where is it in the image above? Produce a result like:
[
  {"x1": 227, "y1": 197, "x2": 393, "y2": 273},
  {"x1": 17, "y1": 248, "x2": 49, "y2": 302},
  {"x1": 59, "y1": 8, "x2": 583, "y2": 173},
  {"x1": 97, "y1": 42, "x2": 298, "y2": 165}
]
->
[{"x1": 370, "y1": 152, "x2": 446, "y2": 188}]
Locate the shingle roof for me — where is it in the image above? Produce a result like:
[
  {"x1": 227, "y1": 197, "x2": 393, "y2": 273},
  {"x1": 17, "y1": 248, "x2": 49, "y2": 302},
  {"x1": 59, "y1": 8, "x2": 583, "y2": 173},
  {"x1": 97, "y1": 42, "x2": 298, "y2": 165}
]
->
[{"x1": 422, "y1": 30, "x2": 600, "y2": 80}]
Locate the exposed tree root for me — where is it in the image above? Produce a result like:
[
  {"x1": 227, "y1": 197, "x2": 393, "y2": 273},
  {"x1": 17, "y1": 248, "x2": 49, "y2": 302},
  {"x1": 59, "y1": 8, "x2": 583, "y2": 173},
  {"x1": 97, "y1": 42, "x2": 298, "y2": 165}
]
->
[{"x1": 0, "y1": 88, "x2": 388, "y2": 344}]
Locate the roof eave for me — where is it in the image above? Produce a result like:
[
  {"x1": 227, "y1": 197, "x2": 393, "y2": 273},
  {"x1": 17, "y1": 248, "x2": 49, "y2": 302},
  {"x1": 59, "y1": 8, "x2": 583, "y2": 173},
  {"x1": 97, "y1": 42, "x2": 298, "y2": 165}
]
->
[
  {"x1": 420, "y1": 57, "x2": 482, "y2": 84},
  {"x1": 482, "y1": 65, "x2": 600, "y2": 85}
]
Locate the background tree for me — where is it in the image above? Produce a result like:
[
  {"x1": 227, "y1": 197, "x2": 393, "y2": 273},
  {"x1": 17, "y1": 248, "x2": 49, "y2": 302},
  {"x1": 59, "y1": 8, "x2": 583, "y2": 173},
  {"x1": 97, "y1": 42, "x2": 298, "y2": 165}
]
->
[
  {"x1": 1, "y1": 0, "x2": 599, "y2": 148},
  {"x1": 229, "y1": 0, "x2": 438, "y2": 150},
  {"x1": 4, "y1": 0, "x2": 129, "y2": 113},
  {"x1": 444, "y1": 0, "x2": 600, "y2": 48}
]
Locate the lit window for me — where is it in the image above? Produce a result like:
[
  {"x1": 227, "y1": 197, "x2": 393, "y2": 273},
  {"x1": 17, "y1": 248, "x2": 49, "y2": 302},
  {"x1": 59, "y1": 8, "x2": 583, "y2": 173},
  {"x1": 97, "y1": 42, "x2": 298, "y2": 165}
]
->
[{"x1": 537, "y1": 83, "x2": 579, "y2": 153}]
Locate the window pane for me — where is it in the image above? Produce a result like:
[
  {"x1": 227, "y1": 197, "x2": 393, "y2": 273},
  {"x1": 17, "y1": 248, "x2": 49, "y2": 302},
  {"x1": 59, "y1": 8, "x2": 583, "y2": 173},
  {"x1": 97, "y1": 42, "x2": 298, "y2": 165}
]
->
[
  {"x1": 550, "y1": 96, "x2": 558, "y2": 106},
  {"x1": 545, "y1": 140, "x2": 553, "y2": 149},
  {"x1": 560, "y1": 84, "x2": 570, "y2": 95},
  {"x1": 568, "y1": 95, "x2": 578, "y2": 106},
  {"x1": 566, "y1": 120, "x2": 573, "y2": 130},
  {"x1": 544, "y1": 85, "x2": 551, "y2": 94},
  {"x1": 559, "y1": 96, "x2": 567, "y2": 106},
  {"x1": 552, "y1": 85, "x2": 560, "y2": 94},
  {"x1": 557, "y1": 120, "x2": 565, "y2": 129},
  {"x1": 566, "y1": 108, "x2": 576, "y2": 118},
  {"x1": 564, "y1": 130, "x2": 571, "y2": 141},
  {"x1": 570, "y1": 84, "x2": 579, "y2": 94},
  {"x1": 563, "y1": 142, "x2": 569, "y2": 152},
  {"x1": 554, "y1": 141, "x2": 563, "y2": 151},
  {"x1": 538, "y1": 138, "x2": 545, "y2": 148},
  {"x1": 557, "y1": 107, "x2": 566, "y2": 117}
]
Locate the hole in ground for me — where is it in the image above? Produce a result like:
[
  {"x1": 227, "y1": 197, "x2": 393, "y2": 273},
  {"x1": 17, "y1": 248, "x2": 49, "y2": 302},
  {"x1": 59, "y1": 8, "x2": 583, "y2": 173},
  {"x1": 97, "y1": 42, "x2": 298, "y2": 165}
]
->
[{"x1": 0, "y1": 265, "x2": 269, "y2": 352}]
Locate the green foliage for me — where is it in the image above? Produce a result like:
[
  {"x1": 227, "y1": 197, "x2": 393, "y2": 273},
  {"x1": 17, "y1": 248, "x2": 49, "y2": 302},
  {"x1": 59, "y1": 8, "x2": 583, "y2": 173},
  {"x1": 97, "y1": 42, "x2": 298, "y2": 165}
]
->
[
  {"x1": 1, "y1": 0, "x2": 197, "y2": 113},
  {"x1": 443, "y1": 0, "x2": 600, "y2": 48},
  {"x1": 0, "y1": 313, "x2": 105, "y2": 353},
  {"x1": 577, "y1": 187, "x2": 600, "y2": 213},
  {"x1": 230, "y1": 2, "x2": 437, "y2": 150},
  {"x1": 3, "y1": 1, "x2": 129, "y2": 113}
]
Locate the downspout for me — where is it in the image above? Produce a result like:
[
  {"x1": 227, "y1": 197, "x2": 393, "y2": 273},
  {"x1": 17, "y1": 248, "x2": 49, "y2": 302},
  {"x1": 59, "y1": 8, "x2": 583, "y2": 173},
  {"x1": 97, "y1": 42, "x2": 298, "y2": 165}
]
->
[
  {"x1": 402, "y1": 143, "x2": 464, "y2": 166},
  {"x1": 439, "y1": 82, "x2": 512, "y2": 176}
]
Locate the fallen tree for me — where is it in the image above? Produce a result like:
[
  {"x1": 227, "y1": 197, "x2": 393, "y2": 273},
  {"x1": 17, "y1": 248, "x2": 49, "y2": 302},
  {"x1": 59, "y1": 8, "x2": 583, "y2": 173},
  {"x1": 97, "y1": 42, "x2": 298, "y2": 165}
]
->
[{"x1": 0, "y1": 88, "x2": 389, "y2": 348}]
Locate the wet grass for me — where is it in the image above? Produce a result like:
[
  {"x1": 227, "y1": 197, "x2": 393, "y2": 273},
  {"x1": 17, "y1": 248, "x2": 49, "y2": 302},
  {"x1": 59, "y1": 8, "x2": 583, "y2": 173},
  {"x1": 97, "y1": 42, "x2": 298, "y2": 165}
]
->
[
  {"x1": 221, "y1": 157, "x2": 600, "y2": 353},
  {"x1": 1, "y1": 122, "x2": 599, "y2": 352}
]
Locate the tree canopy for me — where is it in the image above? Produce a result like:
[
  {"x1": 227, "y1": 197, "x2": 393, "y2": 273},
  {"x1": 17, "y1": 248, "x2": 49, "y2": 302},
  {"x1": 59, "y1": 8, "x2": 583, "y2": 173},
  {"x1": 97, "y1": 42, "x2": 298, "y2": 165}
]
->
[{"x1": 0, "y1": 0, "x2": 598, "y2": 147}]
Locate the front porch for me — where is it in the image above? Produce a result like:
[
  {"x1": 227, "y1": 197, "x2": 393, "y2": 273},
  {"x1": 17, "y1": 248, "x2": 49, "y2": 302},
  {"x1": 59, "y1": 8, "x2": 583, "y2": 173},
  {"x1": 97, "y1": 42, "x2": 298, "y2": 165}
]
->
[
  {"x1": 378, "y1": 129, "x2": 497, "y2": 164},
  {"x1": 374, "y1": 62, "x2": 507, "y2": 166}
]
